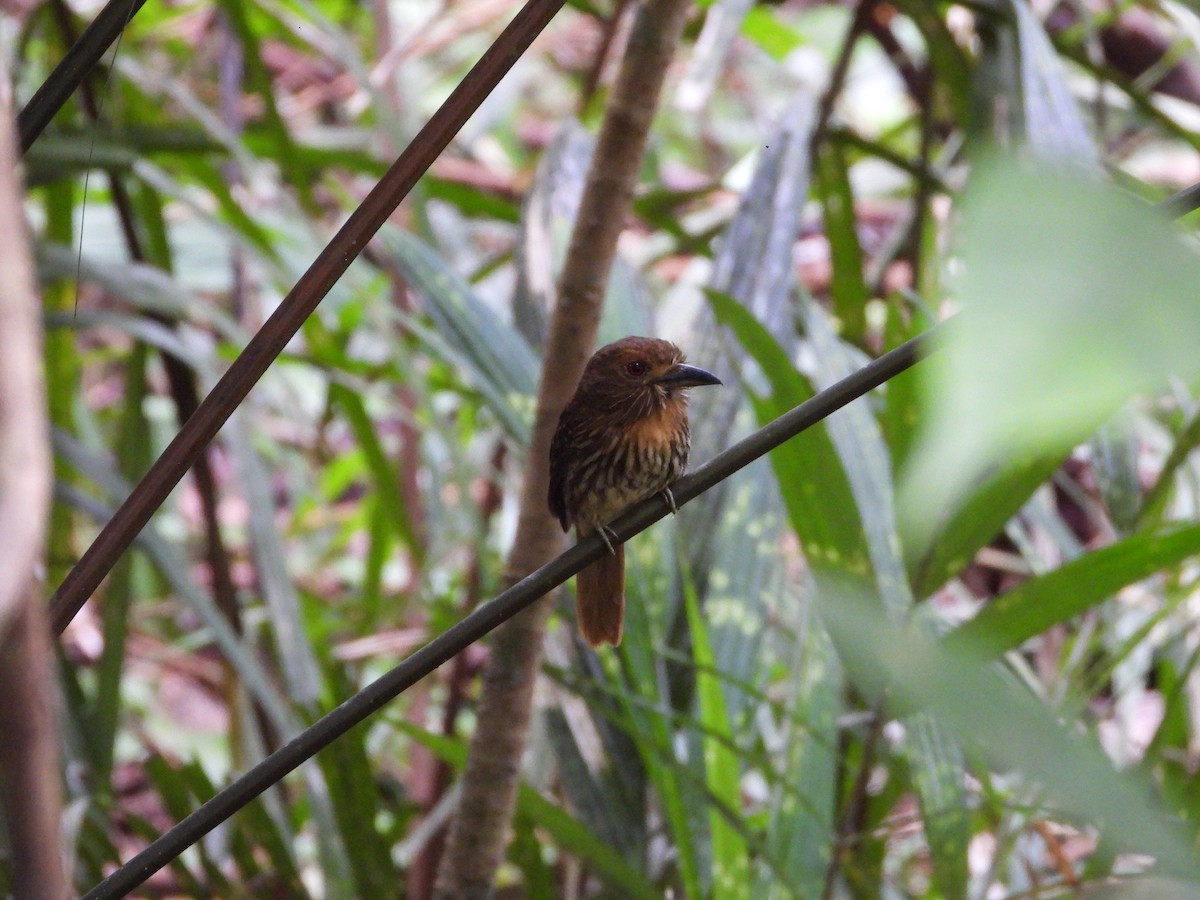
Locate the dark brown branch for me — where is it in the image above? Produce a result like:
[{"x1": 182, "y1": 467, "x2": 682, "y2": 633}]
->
[
  {"x1": 49, "y1": 0, "x2": 568, "y2": 633},
  {"x1": 18, "y1": 0, "x2": 149, "y2": 152},
  {"x1": 579, "y1": 0, "x2": 633, "y2": 109},
  {"x1": 811, "y1": 0, "x2": 876, "y2": 154}
]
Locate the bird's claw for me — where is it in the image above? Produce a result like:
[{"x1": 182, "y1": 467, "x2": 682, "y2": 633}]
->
[
  {"x1": 661, "y1": 486, "x2": 678, "y2": 516},
  {"x1": 598, "y1": 524, "x2": 618, "y2": 555}
]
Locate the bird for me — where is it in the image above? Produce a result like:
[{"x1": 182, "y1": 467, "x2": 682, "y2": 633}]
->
[{"x1": 548, "y1": 336, "x2": 721, "y2": 646}]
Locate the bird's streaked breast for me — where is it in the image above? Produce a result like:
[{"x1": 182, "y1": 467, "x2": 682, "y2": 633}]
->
[{"x1": 561, "y1": 403, "x2": 690, "y2": 531}]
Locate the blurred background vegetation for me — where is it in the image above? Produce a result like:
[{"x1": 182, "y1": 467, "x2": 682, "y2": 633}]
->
[{"x1": 8, "y1": 0, "x2": 1200, "y2": 895}]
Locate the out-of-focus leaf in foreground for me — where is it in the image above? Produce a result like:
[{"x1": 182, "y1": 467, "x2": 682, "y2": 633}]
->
[
  {"x1": 902, "y1": 160, "x2": 1200, "y2": 565},
  {"x1": 816, "y1": 582, "x2": 1200, "y2": 884}
]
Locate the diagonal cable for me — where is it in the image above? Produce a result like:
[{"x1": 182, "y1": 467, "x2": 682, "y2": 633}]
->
[
  {"x1": 48, "y1": 0, "x2": 567, "y2": 633},
  {"x1": 80, "y1": 329, "x2": 928, "y2": 900},
  {"x1": 18, "y1": 0, "x2": 150, "y2": 152}
]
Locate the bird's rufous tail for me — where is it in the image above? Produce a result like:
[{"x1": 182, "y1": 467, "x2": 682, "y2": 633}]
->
[{"x1": 576, "y1": 544, "x2": 624, "y2": 646}]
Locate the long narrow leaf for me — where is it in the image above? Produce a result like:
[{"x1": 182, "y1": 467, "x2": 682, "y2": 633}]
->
[
  {"x1": 818, "y1": 583, "x2": 1200, "y2": 883},
  {"x1": 946, "y1": 521, "x2": 1200, "y2": 660},
  {"x1": 685, "y1": 581, "x2": 750, "y2": 899}
]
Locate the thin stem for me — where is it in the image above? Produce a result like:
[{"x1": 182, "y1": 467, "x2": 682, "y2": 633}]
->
[
  {"x1": 18, "y1": 0, "x2": 149, "y2": 152},
  {"x1": 811, "y1": 0, "x2": 876, "y2": 154}
]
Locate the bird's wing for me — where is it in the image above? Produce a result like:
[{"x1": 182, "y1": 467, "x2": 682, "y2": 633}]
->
[{"x1": 547, "y1": 408, "x2": 575, "y2": 531}]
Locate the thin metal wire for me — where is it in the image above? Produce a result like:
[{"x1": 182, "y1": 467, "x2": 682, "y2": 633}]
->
[{"x1": 80, "y1": 329, "x2": 930, "y2": 899}]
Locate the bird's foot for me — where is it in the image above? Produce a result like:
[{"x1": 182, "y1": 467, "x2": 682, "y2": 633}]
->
[
  {"x1": 598, "y1": 524, "x2": 619, "y2": 555},
  {"x1": 660, "y1": 486, "x2": 678, "y2": 516}
]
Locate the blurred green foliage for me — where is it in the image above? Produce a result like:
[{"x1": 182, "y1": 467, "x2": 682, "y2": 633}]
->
[{"x1": 12, "y1": 0, "x2": 1200, "y2": 895}]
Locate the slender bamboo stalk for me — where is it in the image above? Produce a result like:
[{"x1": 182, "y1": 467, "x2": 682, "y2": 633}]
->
[{"x1": 434, "y1": 0, "x2": 699, "y2": 892}]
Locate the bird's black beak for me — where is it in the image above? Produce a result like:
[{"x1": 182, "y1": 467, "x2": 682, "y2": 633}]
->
[{"x1": 653, "y1": 363, "x2": 722, "y2": 389}]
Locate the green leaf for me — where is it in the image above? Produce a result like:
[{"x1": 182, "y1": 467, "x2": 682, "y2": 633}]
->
[
  {"x1": 707, "y1": 290, "x2": 872, "y2": 588},
  {"x1": 1090, "y1": 414, "x2": 1143, "y2": 534},
  {"x1": 815, "y1": 144, "x2": 868, "y2": 342},
  {"x1": 88, "y1": 345, "x2": 152, "y2": 787},
  {"x1": 801, "y1": 304, "x2": 909, "y2": 614},
  {"x1": 517, "y1": 786, "x2": 660, "y2": 900},
  {"x1": 1007, "y1": 0, "x2": 1098, "y2": 165},
  {"x1": 328, "y1": 382, "x2": 422, "y2": 561},
  {"x1": 23, "y1": 126, "x2": 225, "y2": 186},
  {"x1": 36, "y1": 242, "x2": 247, "y2": 345},
  {"x1": 215, "y1": 0, "x2": 319, "y2": 210},
  {"x1": 685, "y1": 581, "x2": 750, "y2": 899},
  {"x1": 143, "y1": 757, "x2": 232, "y2": 892},
  {"x1": 891, "y1": 0, "x2": 973, "y2": 124},
  {"x1": 880, "y1": 300, "x2": 931, "y2": 479},
  {"x1": 377, "y1": 228, "x2": 537, "y2": 443},
  {"x1": 397, "y1": 724, "x2": 659, "y2": 898},
  {"x1": 741, "y1": 6, "x2": 806, "y2": 60},
  {"x1": 41, "y1": 179, "x2": 78, "y2": 591},
  {"x1": 1139, "y1": 405, "x2": 1200, "y2": 528},
  {"x1": 361, "y1": 500, "x2": 393, "y2": 624},
  {"x1": 970, "y1": 0, "x2": 1097, "y2": 163},
  {"x1": 316, "y1": 664, "x2": 397, "y2": 894},
  {"x1": 178, "y1": 158, "x2": 280, "y2": 260},
  {"x1": 685, "y1": 459, "x2": 782, "y2": 725},
  {"x1": 681, "y1": 90, "x2": 818, "y2": 731},
  {"x1": 945, "y1": 521, "x2": 1200, "y2": 660},
  {"x1": 803, "y1": 310, "x2": 970, "y2": 896},
  {"x1": 426, "y1": 176, "x2": 521, "y2": 223},
  {"x1": 52, "y1": 433, "x2": 301, "y2": 738},
  {"x1": 906, "y1": 449, "x2": 1067, "y2": 598},
  {"x1": 817, "y1": 583, "x2": 1200, "y2": 883},
  {"x1": 763, "y1": 624, "x2": 839, "y2": 898},
  {"x1": 902, "y1": 161, "x2": 1200, "y2": 583},
  {"x1": 616, "y1": 559, "x2": 707, "y2": 899},
  {"x1": 513, "y1": 121, "x2": 653, "y2": 350},
  {"x1": 905, "y1": 715, "x2": 969, "y2": 899},
  {"x1": 543, "y1": 707, "x2": 646, "y2": 865},
  {"x1": 1151, "y1": 656, "x2": 1200, "y2": 824}
]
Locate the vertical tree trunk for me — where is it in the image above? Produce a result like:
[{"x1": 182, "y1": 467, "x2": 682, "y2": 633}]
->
[
  {"x1": 434, "y1": 0, "x2": 694, "y2": 894},
  {"x1": 0, "y1": 76, "x2": 65, "y2": 899}
]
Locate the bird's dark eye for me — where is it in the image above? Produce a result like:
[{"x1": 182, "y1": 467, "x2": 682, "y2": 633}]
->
[{"x1": 625, "y1": 360, "x2": 648, "y2": 377}]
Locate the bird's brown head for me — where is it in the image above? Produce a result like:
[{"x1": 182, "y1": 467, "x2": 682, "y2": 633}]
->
[{"x1": 574, "y1": 336, "x2": 722, "y2": 422}]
